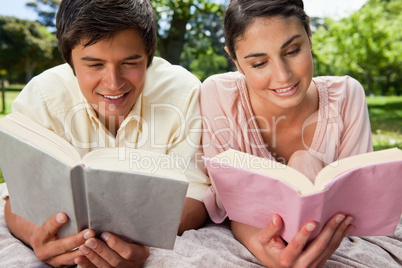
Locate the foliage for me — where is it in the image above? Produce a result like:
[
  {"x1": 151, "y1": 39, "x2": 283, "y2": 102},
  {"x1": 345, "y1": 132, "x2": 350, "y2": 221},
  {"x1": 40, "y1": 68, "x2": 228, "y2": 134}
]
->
[
  {"x1": 0, "y1": 16, "x2": 61, "y2": 83},
  {"x1": 313, "y1": 0, "x2": 402, "y2": 95},
  {"x1": 26, "y1": 0, "x2": 60, "y2": 30},
  {"x1": 152, "y1": 0, "x2": 224, "y2": 61},
  {"x1": 152, "y1": 0, "x2": 231, "y2": 80}
]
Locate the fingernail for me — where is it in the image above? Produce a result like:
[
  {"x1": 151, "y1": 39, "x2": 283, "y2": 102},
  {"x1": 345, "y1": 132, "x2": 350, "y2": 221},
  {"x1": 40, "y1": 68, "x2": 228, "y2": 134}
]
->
[
  {"x1": 335, "y1": 214, "x2": 345, "y2": 223},
  {"x1": 56, "y1": 213, "x2": 67, "y2": 223},
  {"x1": 80, "y1": 245, "x2": 90, "y2": 254},
  {"x1": 346, "y1": 226, "x2": 355, "y2": 236},
  {"x1": 83, "y1": 231, "x2": 92, "y2": 240},
  {"x1": 101, "y1": 232, "x2": 109, "y2": 241},
  {"x1": 344, "y1": 216, "x2": 354, "y2": 226},
  {"x1": 272, "y1": 215, "x2": 277, "y2": 226},
  {"x1": 306, "y1": 223, "x2": 316, "y2": 232},
  {"x1": 85, "y1": 239, "x2": 96, "y2": 249}
]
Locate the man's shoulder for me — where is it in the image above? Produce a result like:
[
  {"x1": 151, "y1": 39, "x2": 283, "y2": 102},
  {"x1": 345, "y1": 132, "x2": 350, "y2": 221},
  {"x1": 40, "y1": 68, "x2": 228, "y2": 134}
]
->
[
  {"x1": 16, "y1": 63, "x2": 81, "y2": 114},
  {"x1": 145, "y1": 57, "x2": 201, "y2": 90},
  {"x1": 34, "y1": 63, "x2": 76, "y2": 83}
]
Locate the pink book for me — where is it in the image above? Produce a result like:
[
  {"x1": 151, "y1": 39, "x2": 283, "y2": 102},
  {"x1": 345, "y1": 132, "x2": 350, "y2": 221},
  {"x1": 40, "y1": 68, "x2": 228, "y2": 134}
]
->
[{"x1": 203, "y1": 148, "x2": 402, "y2": 243}]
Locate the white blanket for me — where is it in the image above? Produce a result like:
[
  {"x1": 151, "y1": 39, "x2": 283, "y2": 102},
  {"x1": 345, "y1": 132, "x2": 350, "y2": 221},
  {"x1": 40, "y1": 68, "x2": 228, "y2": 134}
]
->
[{"x1": 1, "y1": 183, "x2": 401, "y2": 267}]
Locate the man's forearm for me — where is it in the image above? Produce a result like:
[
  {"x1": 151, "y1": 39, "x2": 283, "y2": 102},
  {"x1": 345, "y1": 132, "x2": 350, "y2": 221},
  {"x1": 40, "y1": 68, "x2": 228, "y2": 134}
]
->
[
  {"x1": 4, "y1": 198, "x2": 36, "y2": 246},
  {"x1": 178, "y1": 197, "x2": 207, "y2": 235}
]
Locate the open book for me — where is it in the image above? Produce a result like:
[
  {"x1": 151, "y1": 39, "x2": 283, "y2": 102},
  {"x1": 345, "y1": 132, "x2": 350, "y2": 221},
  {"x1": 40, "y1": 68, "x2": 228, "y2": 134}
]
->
[
  {"x1": 0, "y1": 112, "x2": 189, "y2": 249},
  {"x1": 203, "y1": 148, "x2": 402, "y2": 242}
]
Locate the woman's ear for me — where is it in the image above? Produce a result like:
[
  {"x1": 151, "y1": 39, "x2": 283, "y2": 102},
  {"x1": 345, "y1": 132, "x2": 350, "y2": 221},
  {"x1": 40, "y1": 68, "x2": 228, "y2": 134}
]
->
[
  {"x1": 224, "y1": 46, "x2": 244, "y2": 74},
  {"x1": 308, "y1": 27, "x2": 313, "y2": 49}
]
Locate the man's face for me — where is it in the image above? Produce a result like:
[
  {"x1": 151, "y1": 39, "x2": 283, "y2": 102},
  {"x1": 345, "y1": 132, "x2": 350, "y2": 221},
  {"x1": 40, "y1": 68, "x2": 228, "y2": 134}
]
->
[{"x1": 71, "y1": 29, "x2": 148, "y2": 129}]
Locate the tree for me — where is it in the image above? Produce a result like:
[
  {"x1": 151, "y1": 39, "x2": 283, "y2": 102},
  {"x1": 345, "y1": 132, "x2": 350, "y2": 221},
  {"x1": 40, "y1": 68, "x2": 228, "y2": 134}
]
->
[
  {"x1": 26, "y1": 0, "x2": 60, "y2": 30},
  {"x1": 0, "y1": 16, "x2": 57, "y2": 83},
  {"x1": 312, "y1": 0, "x2": 402, "y2": 95},
  {"x1": 152, "y1": 0, "x2": 225, "y2": 65}
]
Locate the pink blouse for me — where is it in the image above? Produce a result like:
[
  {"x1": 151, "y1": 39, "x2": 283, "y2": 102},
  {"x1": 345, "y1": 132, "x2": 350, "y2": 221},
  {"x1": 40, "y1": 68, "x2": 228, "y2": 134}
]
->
[{"x1": 200, "y1": 72, "x2": 373, "y2": 223}]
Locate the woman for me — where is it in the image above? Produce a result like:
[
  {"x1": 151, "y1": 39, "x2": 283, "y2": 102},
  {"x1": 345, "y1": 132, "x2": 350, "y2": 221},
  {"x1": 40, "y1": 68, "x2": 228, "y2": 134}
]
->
[{"x1": 201, "y1": 0, "x2": 372, "y2": 267}]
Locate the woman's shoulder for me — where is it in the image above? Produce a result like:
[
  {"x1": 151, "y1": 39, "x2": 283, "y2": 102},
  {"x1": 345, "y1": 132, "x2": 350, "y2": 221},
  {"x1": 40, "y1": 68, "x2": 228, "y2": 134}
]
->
[
  {"x1": 201, "y1": 71, "x2": 244, "y2": 99},
  {"x1": 314, "y1": 75, "x2": 366, "y2": 102},
  {"x1": 200, "y1": 72, "x2": 245, "y2": 116}
]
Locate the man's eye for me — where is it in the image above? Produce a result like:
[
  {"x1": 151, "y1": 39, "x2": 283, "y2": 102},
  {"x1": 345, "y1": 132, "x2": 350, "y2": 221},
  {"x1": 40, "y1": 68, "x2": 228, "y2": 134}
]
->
[{"x1": 88, "y1": 63, "x2": 103, "y2": 68}]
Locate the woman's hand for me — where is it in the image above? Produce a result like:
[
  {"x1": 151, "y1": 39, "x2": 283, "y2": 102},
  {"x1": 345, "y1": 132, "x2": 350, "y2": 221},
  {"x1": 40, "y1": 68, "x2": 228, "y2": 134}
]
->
[
  {"x1": 75, "y1": 233, "x2": 150, "y2": 268},
  {"x1": 232, "y1": 213, "x2": 354, "y2": 268}
]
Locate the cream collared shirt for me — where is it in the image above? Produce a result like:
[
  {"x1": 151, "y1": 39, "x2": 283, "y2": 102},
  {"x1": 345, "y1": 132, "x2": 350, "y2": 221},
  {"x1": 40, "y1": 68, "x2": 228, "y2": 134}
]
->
[{"x1": 6, "y1": 57, "x2": 209, "y2": 201}]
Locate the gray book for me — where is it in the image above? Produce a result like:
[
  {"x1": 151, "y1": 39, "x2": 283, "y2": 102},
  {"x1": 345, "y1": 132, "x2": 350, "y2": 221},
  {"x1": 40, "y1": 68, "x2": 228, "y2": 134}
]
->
[{"x1": 0, "y1": 112, "x2": 189, "y2": 249}]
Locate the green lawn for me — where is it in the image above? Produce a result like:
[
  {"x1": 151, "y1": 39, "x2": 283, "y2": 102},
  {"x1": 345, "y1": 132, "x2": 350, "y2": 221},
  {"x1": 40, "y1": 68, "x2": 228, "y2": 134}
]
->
[
  {"x1": 366, "y1": 96, "x2": 402, "y2": 150},
  {"x1": 0, "y1": 92, "x2": 401, "y2": 183}
]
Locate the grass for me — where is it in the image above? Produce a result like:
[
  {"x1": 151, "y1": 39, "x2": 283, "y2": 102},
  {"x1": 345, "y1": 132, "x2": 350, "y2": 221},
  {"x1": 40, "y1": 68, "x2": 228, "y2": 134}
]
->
[
  {"x1": 366, "y1": 96, "x2": 402, "y2": 150},
  {"x1": 0, "y1": 90, "x2": 20, "y2": 117},
  {"x1": 0, "y1": 90, "x2": 401, "y2": 183}
]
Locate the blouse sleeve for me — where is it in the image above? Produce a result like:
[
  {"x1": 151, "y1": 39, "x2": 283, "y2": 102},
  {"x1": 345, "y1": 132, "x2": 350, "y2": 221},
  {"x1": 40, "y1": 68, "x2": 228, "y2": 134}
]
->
[
  {"x1": 337, "y1": 76, "x2": 373, "y2": 159},
  {"x1": 200, "y1": 74, "x2": 241, "y2": 223}
]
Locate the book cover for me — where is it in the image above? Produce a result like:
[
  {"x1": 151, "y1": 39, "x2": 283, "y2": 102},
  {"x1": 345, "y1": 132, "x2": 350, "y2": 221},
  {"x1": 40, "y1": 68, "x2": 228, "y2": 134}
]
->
[
  {"x1": 203, "y1": 148, "x2": 402, "y2": 242},
  {"x1": 0, "y1": 112, "x2": 189, "y2": 249}
]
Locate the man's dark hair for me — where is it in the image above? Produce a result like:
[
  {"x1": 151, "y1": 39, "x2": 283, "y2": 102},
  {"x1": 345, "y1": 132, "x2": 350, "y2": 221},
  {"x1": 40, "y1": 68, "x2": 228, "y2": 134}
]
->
[{"x1": 56, "y1": 0, "x2": 157, "y2": 68}]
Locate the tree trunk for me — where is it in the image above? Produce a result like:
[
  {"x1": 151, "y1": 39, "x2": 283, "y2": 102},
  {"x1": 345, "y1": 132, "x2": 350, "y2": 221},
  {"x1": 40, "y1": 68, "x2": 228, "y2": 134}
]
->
[
  {"x1": 25, "y1": 58, "x2": 36, "y2": 83},
  {"x1": 1, "y1": 79, "x2": 5, "y2": 113},
  {"x1": 158, "y1": 9, "x2": 189, "y2": 65}
]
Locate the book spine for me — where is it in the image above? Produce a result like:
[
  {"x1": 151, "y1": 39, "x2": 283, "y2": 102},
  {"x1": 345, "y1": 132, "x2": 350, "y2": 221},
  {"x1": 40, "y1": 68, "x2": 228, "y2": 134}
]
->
[{"x1": 70, "y1": 165, "x2": 88, "y2": 232}]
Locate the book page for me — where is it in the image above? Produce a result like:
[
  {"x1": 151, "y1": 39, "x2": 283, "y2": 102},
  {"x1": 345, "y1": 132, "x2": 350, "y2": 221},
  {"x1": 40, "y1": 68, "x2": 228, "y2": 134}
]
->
[
  {"x1": 210, "y1": 149, "x2": 316, "y2": 195},
  {"x1": 315, "y1": 148, "x2": 402, "y2": 188},
  {"x1": 2, "y1": 112, "x2": 81, "y2": 166}
]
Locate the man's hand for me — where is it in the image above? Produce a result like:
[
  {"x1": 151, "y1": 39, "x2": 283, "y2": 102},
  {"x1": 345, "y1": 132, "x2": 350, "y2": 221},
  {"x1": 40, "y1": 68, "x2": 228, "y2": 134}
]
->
[
  {"x1": 5, "y1": 198, "x2": 96, "y2": 267},
  {"x1": 30, "y1": 212, "x2": 96, "y2": 266},
  {"x1": 75, "y1": 233, "x2": 150, "y2": 268}
]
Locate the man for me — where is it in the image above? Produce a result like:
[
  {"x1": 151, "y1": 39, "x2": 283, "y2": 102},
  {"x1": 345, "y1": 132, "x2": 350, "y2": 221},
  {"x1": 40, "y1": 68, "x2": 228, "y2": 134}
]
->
[{"x1": 4, "y1": 0, "x2": 209, "y2": 266}]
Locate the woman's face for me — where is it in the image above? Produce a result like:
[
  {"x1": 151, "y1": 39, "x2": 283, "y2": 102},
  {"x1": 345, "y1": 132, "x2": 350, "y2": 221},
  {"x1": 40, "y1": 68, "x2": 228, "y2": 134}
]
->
[{"x1": 233, "y1": 16, "x2": 314, "y2": 110}]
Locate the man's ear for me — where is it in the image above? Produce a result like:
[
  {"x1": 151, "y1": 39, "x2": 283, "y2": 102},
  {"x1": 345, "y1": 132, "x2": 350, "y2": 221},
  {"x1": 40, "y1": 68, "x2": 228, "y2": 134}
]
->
[{"x1": 224, "y1": 46, "x2": 244, "y2": 75}]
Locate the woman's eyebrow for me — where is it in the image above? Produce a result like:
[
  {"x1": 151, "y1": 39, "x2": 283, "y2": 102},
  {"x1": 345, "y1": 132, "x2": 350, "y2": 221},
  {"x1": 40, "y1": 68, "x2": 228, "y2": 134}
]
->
[
  {"x1": 243, "y1": 34, "x2": 303, "y2": 59},
  {"x1": 244, "y1": 52, "x2": 267, "y2": 59},
  {"x1": 281, "y1": 34, "x2": 302, "y2": 49}
]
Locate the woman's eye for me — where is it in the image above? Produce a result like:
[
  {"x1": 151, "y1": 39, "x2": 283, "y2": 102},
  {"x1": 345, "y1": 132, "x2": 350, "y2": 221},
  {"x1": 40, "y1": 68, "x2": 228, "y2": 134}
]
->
[
  {"x1": 251, "y1": 62, "x2": 267, "y2": 69},
  {"x1": 286, "y1": 48, "x2": 301, "y2": 56}
]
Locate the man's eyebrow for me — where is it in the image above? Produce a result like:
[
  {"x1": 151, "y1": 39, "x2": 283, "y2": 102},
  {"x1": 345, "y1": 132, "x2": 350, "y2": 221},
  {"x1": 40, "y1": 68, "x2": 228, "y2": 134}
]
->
[
  {"x1": 81, "y1": 56, "x2": 103, "y2": 62},
  {"x1": 243, "y1": 34, "x2": 303, "y2": 59},
  {"x1": 80, "y1": 54, "x2": 143, "y2": 61},
  {"x1": 123, "y1": 54, "x2": 143, "y2": 60}
]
